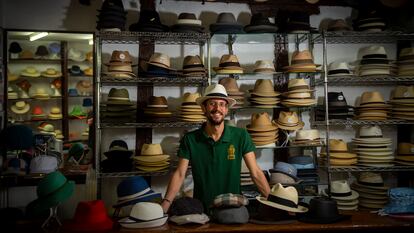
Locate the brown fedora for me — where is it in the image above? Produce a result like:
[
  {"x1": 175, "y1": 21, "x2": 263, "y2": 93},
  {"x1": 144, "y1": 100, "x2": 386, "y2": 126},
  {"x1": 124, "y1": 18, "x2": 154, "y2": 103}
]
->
[
  {"x1": 147, "y1": 53, "x2": 176, "y2": 70},
  {"x1": 213, "y1": 54, "x2": 244, "y2": 74},
  {"x1": 105, "y1": 50, "x2": 133, "y2": 66},
  {"x1": 284, "y1": 50, "x2": 319, "y2": 72},
  {"x1": 246, "y1": 112, "x2": 278, "y2": 132},
  {"x1": 106, "y1": 88, "x2": 134, "y2": 105},
  {"x1": 181, "y1": 55, "x2": 206, "y2": 73},
  {"x1": 276, "y1": 111, "x2": 304, "y2": 131},
  {"x1": 219, "y1": 77, "x2": 244, "y2": 96},
  {"x1": 249, "y1": 79, "x2": 280, "y2": 97}
]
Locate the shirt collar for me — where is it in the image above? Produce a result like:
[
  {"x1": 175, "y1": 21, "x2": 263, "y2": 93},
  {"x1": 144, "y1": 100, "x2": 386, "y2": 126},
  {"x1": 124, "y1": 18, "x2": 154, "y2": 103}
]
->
[{"x1": 198, "y1": 123, "x2": 231, "y2": 143}]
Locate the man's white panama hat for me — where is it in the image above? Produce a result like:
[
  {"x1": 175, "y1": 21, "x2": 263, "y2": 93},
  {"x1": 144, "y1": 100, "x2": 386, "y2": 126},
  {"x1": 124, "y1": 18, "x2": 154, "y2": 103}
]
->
[{"x1": 196, "y1": 84, "x2": 237, "y2": 107}]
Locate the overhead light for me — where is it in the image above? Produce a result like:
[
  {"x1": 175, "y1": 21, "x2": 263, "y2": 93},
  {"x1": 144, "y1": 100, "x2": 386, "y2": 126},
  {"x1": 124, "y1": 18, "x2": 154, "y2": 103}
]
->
[
  {"x1": 30, "y1": 32, "x2": 48, "y2": 41},
  {"x1": 89, "y1": 39, "x2": 93, "y2": 45}
]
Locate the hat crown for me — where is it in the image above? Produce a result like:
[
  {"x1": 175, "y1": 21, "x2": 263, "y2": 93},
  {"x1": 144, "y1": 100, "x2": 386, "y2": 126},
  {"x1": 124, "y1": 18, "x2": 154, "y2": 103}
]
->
[
  {"x1": 328, "y1": 19, "x2": 351, "y2": 30},
  {"x1": 219, "y1": 77, "x2": 240, "y2": 92},
  {"x1": 117, "y1": 176, "x2": 150, "y2": 198},
  {"x1": 249, "y1": 13, "x2": 272, "y2": 25},
  {"x1": 148, "y1": 96, "x2": 168, "y2": 106},
  {"x1": 50, "y1": 107, "x2": 61, "y2": 114},
  {"x1": 141, "y1": 143, "x2": 164, "y2": 155},
  {"x1": 108, "y1": 88, "x2": 130, "y2": 100},
  {"x1": 359, "y1": 172, "x2": 383, "y2": 184},
  {"x1": 399, "y1": 47, "x2": 414, "y2": 58},
  {"x1": 15, "y1": 101, "x2": 27, "y2": 109},
  {"x1": 360, "y1": 91, "x2": 385, "y2": 104},
  {"x1": 252, "y1": 79, "x2": 275, "y2": 93},
  {"x1": 272, "y1": 161, "x2": 297, "y2": 177},
  {"x1": 254, "y1": 60, "x2": 275, "y2": 70},
  {"x1": 392, "y1": 86, "x2": 414, "y2": 99},
  {"x1": 359, "y1": 45, "x2": 387, "y2": 59},
  {"x1": 25, "y1": 67, "x2": 38, "y2": 74},
  {"x1": 48, "y1": 42, "x2": 60, "y2": 54},
  {"x1": 288, "y1": 78, "x2": 310, "y2": 90},
  {"x1": 330, "y1": 180, "x2": 351, "y2": 194},
  {"x1": 149, "y1": 52, "x2": 171, "y2": 68},
  {"x1": 219, "y1": 54, "x2": 240, "y2": 65},
  {"x1": 202, "y1": 83, "x2": 229, "y2": 98},
  {"x1": 296, "y1": 129, "x2": 320, "y2": 140},
  {"x1": 32, "y1": 106, "x2": 44, "y2": 115},
  {"x1": 109, "y1": 50, "x2": 132, "y2": 63},
  {"x1": 216, "y1": 12, "x2": 237, "y2": 24},
  {"x1": 139, "y1": 10, "x2": 162, "y2": 24},
  {"x1": 291, "y1": 50, "x2": 313, "y2": 62},
  {"x1": 308, "y1": 197, "x2": 340, "y2": 218},
  {"x1": 329, "y1": 139, "x2": 348, "y2": 152},
  {"x1": 73, "y1": 200, "x2": 111, "y2": 224},
  {"x1": 37, "y1": 171, "x2": 68, "y2": 197},
  {"x1": 183, "y1": 55, "x2": 203, "y2": 67},
  {"x1": 270, "y1": 183, "x2": 299, "y2": 205},
  {"x1": 130, "y1": 202, "x2": 164, "y2": 221},
  {"x1": 178, "y1": 13, "x2": 197, "y2": 20},
  {"x1": 250, "y1": 112, "x2": 274, "y2": 127},
  {"x1": 109, "y1": 140, "x2": 129, "y2": 150},
  {"x1": 45, "y1": 68, "x2": 58, "y2": 74},
  {"x1": 278, "y1": 111, "x2": 299, "y2": 125},
  {"x1": 182, "y1": 92, "x2": 200, "y2": 103},
  {"x1": 359, "y1": 125, "x2": 382, "y2": 138},
  {"x1": 68, "y1": 48, "x2": 83, "y2": 58},
  {"x1": 397, "y1": 142, "x2": 414, "y2": 154},
  {"x1": 328, "y1": 61, "x2": 350, "y2": 71}
]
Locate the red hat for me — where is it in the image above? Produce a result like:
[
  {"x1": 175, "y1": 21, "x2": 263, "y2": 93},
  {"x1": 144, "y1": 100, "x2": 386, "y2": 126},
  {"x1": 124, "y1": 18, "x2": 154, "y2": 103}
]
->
[
  {"x1": 64, "y1": 200, "x2": 113, "y2": 232},
  {"x1": 32, "y1": 106, "x2": 44, "y2": 115}
]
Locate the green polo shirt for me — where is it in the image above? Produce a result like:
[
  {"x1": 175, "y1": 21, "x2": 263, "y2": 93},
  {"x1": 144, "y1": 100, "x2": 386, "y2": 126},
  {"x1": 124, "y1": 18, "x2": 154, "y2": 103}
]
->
[{"x1": 178, "y1": 124, "x2": 256, "y2": 210}]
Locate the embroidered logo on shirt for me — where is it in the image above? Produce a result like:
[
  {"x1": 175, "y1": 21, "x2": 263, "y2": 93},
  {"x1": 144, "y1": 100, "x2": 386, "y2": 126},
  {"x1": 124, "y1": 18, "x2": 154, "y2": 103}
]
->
[{"x1": 227, "y1": 144, "x2": 235, "y2": 160}]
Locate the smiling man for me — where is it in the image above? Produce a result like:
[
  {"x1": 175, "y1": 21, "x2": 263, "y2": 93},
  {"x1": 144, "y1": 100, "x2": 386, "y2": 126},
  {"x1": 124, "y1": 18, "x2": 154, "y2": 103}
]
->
[{"x1": 161, "y1": 84, "x2": 270, "y2": 213}]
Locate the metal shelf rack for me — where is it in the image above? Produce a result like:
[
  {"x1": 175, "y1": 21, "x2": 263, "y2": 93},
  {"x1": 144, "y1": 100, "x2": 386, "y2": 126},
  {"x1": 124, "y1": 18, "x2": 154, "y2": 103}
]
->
[
  {"x1": 315, "y1": 31, "x2": 414, "y2": 44},
  {"x1": 326, "y1": 166, "x2": 414, "y2": 172},
  {"x1": 100, "y1": 75, "x2": 208, "y2": 86},
  {"x1": 99, "y1": 121, "x2": 203, "y2": 129},
  {"x1": 315, "y1": 75, "x2": 414, "y2": 86},
  {"x1": 312, "y1": 119, "x2": 412, "y2": 126},
  {"x1": 97, "y1": 170, "x2": 171, "y2": 178}
]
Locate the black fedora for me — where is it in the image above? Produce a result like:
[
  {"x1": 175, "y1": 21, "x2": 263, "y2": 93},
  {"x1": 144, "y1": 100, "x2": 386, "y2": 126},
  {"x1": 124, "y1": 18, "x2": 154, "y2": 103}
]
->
[
  {"x1": 249, "y1": 202, "x2": 296, "y2": 225},
  {"x1": 129, "y1": 10, "x2": 169, "y2": 32},
  {"x1": 297, "y1": 197, "x2": 350, "y2": 224},
  {"x1": 244, "y1": 13, "x2": 278, "y2": 33},
  {"x1": 210, "y1": 12, "x2": 244, "y2": 34}
]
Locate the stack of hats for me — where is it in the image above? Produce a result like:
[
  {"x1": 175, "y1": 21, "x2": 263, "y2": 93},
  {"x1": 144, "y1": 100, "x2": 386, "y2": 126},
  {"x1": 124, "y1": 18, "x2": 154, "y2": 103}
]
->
[
  {"x1": 244, "y1": 13, "x2": 278, "y2": 33},
  {"x1": 353, "y1": 9, "x2": 386, "y2": 32},
  {"x1": 292, "y1": 129, "x2": 321, "y2": 146},
  {"x1": 213, "y1": 54, "x2": 244, "y2": 74},
  {"x1": 171, "y1": 13, "x2": 204, "y2": 33},
  {"x1": 119, "y1": 202, "x2": 168, "y2": 229},
  {"x1": 76, "y1": 80, "x2": 93, "y2": 96},
  {"x1": 113, "y1": 176, "x2": 162, "y2": 209},
  {"x1": 32, "y1": 88, "x2": 50, "y2": 99},
  {"x1": 268, "y1": 162, "x2": 300, "y2": 185},
  {"x1": 248, "y1": 79, "x2": 280, "y2": 108},
  {"x1": 168, "y1": 197, "x2": 209, "y2": 225},
  {"x1": 326, "y1": 19, "x2": 353, "y2": 31},
  {"x1": 178, "y1": 92, "x2": 206, "y2": 122},
  {"x1": 315, "y1": 92, "x2": 354, "y2": 121},
  {"x1": 240, "y1": 159, "x2": 253, "y2": 187},
  {"x1": 288, "y1": 155, "x2": 318, "y2": 188},
  {"x1": 104, "y1": 50, "x2": 136, "y2": 78},
  {"x1": 351, "y1": 172, "x2": 389, "y2": 210},
  {"x1": 354, "y1": 91, "x2": 391, "y2": 120},
  {"x1": 96, "y1": 0, "x2": 126, "y2": 31},
  {"x1": 38, "y1": 122, "x2": 55, "y2": 135},
  {"x1": 352, "y1": 125, "x2": 394, "y2": 167},
  {"x1": 253, "y1": 60, "x2": 277, "y2": 74},
  {"x1": 101, "y1": 88, "x2": 136, "y2": 121},
  {"x1": 275, "y1": 111, "x2": 304, "y2": 132},
  {"x1": 48, "y1": 107, "x2": 63, "y2": 120},
  {"x1": 133, "y1": 144, "x2": 170, "y2": 172},
  {"x1": 129, "y1": 10, "x2": 169, "y2": 32},
  {"x1": 101, "y1": 140, "x2": 133, "y2": 173},
  {"x1": 211, "y1": 193, "x2": 249, "y2": 224},
  {"x1": 327, "y1": 61, "x2": 353, "y2": 76},
  {"x1": 143, "y1": 96, "x2": 174, "y2": 120},
  {"x1": 181, "y1": 55, "x2": 207, "y2": 77},
  {"x1": 395, "y1": 142, "x2": 414, "y2": 166},
  {"x1": 323, "y1": 180, "x2": 359, "y2": 211},
  {"x1": 8, "y1": 87, "x2": 18, "y2": 99},
  {"x1": 397, "y1": 48, "x2": 414, "y2": 76},
  {"x1": 281, "y1": 78, "x2": 316, "y2": 107},
  {"x1": 31, "y1": 106, "x2": 46, "y2": 120},
  {"x1": 210, "y1": 12, "x2": 244, "y2": 34},
  {"x1": 219, "y1": 77, "x2": 245, "y2": 108},
  {"x1": 284, "y1": 50, "x2": 319, "y2": 73},
  {"x1": 320, "y1": 139, "x2": 357, "y2": 166},
  {"x1": 356, "y1": 46, "x2": 394, "y2": 76},
  {"x1": 389, "y1": 86, "x2": 414, "y2": 120},
  {"x1": 246, "y1": 112, "x2": 278, "y2": 147},
  {"x1": 144, "y1": 53, "x2": 176, "y2": 77}
]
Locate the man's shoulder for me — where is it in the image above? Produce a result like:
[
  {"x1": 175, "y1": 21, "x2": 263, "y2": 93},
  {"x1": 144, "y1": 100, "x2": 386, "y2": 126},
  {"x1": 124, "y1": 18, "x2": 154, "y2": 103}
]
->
[
  {"x1": 226, "y1": 125, "x2": 248, "y2": 135},
  {"x1": 183, "y1": 127, "x2": 203, "y2": 138}
]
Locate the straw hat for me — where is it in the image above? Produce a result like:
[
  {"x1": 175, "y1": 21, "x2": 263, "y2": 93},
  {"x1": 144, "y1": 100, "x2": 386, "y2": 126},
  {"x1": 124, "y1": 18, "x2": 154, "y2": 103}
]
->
[
  {"x1": 32, "y1": 88, "x2": 50, "y2": 99},
  {"x1": 327, "y1": 61, "x2": 353, "y2": 76},
  {"x1": 397, "y1": 142, "x2": 414, "y2": 155},
  {"x1": 246, "y1": 112, "x2": 278, "y2": 132},
  {"x1": 294, "y1": 129, "x2": 320, "y2": 141},
  {"x1": 195, "y1": 84, "x2": 236, "y2": 107},
  {"x1": 358, "y1": 91, "x2": 387, "y2": 107},
  {"x1": 320, "y1": 139, "x2": 357, "y2": 159},
  {"x1": 353, "y1": 172, "x2": 388, "y2": 191},
  {"x1": 213, "y1": 54, "x2": 244, "y2": 74},
  {"x1": 219, "y1": 77, "x2": 244, "y2": 95},
  {"x1": 285, "y1": 78, "x2": 314, "y2": 94},
  {"x1": 275, "y1": 111, "x2": 304, "y2": 131},
  {"x1": 284, "y1": 50, "x2": 319, "y2": 72},
  {"x1": 41, "y1": 68, "x2": 62, "y2": 78},
  {"x1": 68, "y1": 48, "x2": 86, "y2": 62},
  {"x1": 253, "y1": 60, "x2": 277, "y2": 74},
  {"x1": 8, "y1": 69, "x2": 18, "y2": 82},
  {"x1": 76, "y1": 80, "x2": 93, "y2": 94},
  {"x1": 106, "y1": 88, "x2": 134, "y2": 105},
  {"x1": 389, "y1": 86, "x2": 414, "y2": 103},
  {"x1": 181, "y1": 55, "x2": 206, "y2": 73},
  {"x1": 256, "y1": 183, "x2": 308, "y2": 213},
  {"x1": 21, "y1": 67, "x2": 41, "y2": 77},
  {"x1": 322, "y1": 180, "x2": 359, "y2": 201},
  {"x1": 11, "y1": 101, "x2": 30, "y2": 114},
  {"x1": 84, "y1": 67, "x2": 93, "y2": 76},
  {"x1": 48, "y1": 107, "x2": 63, "y2": 119},
  {"x1": 147, "y1": 52, "x2": 175, "y2": 70},
  {"x1": 249, "y1": 79, "x2": 280, "y2": 97}
]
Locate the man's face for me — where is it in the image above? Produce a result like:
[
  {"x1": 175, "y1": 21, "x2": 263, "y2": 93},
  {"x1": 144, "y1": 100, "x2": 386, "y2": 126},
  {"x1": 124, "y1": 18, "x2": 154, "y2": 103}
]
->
[{"x1": 202, "y1": 98, "x2": 229, "y2": 125}]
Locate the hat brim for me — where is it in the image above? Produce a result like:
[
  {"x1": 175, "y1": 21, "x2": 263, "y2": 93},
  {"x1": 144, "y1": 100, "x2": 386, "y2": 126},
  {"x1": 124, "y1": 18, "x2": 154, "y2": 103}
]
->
[
  {"x1": 195, "y1": 96, "x2": 236, "y2": 107},
  {"x1": 256, "y1": 196, "x2": 308, "y2": 213},
  {"x1": 244, "y1": 25, "x2": 278, "y2": 33},
  {"x1": 276, "y1": 121, "x2": 304, "y2": 131},
  {"x1": 113, "y1": 191, "x2": 162, "y2": 208},
  {"x1": 169, "y1": 214, "x2": 210, "y2": 225},
  {"x1": 322, "y1": 189, "x2": 359, "y2": 201},
  {"x1": 11, "y1": 105, "x2": 30, "y2": 114},
  {"x1": 119, "y1": 214, "x2": 168, "y2": 229}
]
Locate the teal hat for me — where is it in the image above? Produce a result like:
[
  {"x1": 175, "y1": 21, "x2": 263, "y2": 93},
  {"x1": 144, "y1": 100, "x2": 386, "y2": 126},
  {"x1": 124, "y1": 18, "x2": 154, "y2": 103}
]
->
[
  {"x1": 26, "y1": 171, "x2": 74, "y2": 216},
  {"x1": 69, "y1": 143, "x2": 85, "y2": 161}
]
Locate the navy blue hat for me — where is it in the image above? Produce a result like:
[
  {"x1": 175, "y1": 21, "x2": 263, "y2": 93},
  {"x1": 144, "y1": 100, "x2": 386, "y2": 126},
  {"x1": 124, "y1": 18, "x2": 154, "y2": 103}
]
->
[
  {"x1": 68, "y1": 88, "x2": 79, "y2": 97},
  {"x1": 0, "y1": 125, "x2": 33, "y2": 150},
  {"x1": 82, "y1": 98, "x2": 93, "y2": 107},
  {"x1": 113, "y1": 176, "x2": 162, "y2": 208},
  {"x1": 269, "y1": 161, "x2": 299, "y2": 180}
]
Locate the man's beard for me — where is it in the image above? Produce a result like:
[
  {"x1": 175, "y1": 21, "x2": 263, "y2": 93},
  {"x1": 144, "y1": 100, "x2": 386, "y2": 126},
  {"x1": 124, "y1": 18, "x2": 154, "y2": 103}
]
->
[{"x1": 206, "y1": 109, "x2": 224, "y2": 125}]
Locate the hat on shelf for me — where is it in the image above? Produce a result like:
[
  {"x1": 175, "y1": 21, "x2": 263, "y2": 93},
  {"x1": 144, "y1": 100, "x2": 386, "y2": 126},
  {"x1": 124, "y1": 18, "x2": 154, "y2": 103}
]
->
[
  {"x1": 249, "y1": 79, "x2": 280, "y2": 107},
  {"x1": 178, "y1": 92, "x2": 206, "y2": 122},
  {"x1": 326, "y1": 19, "x2": 353, "y2": 31},
  {"x1": 76, "y1": 80, "x2": 93, "y2": 95},
  {"x1": 41, "y1": 68, "x2": 62, "y2": 78},
  {"x1": 83, "y1": 67, "x2": 93, "y2": 76},
  {"x1": 319, "y1": 139, "x2": 357, "y2": 165},
  {"x1": 284, "y1": 50, "x2": 319, "y2": 73},
  {"x1": 256, "y1": 183, "x2": 308, "y2": 213},
  {"x1": 104, "y1": 50, "x2": 136, "y2": 78},
  {"x1": 96, "y1": 0, "x2": 127, "y2": 31},
  {"x1": 48, "y1": 107, "x2": 63, "y2": 119},
  {"x1": 244, "y1": 13, "x2": 278, "y2": 33},
  {"x1": 353, "y1": 8, "x2": 386, "y2": 32},
  {"x1": 113, "y1": 176, "x2": 162, "y2": 208},
  {"x1": 9, "y1": 41, "x2": 22, "y2": 54},
  {"x1": 19, "y1": 50, "x2": 34, "y2": 59},
  {"x1": 129, "y1": 10, "x2": 169, "y2": 32},
  {"x1": 118, "y1": 202, "x2": 168, "y2": 229},
  {"x1": 145, "y1": 52, "x2": 176, "y2": 77},
  {"x1": 31, "y1": 106, "x2": 47, "y2": 120},
  {"x1": 292, "y1": 129, "x2": 321, "y2": 145},
  {"x1": 3, "y1": 157, "x2": 27, "y2": 176},
  {"x1": 69, "y1": 105, "x2": 87, "y2": 119},
  {"x1": 8, "y1": 86, "x2": 18, "y2": 100},
  {"x1": 171, "y1": 13, "x2": 204, "y2": 33},
  {"x1": 86, "y1": 51, "x2": 93, "y2": 63},
  {"x1": 35, "y1": 45, "x2": 49, "y2": 58},
  {"x1": 354, "y1": 91, "x2": 391, "y2": 120},
  {"x1": 268, "y1": 161, "x2": 301, "y2": 185},
  {"x1": 196, "y1": 83, "x2": 237, "y2": 107},
  {"x1": 275, "y1": 111, "x2": 304, "y2": 131},
  {"x1": 246, "y1": 112, "x2": 278, "y2": 146},
  {"x1": 395, "y1": 142, "x2": 414, "y2": 165},
  {"x1": 21, "y1": 67, "x2": 41, "y2": 77},
  {"x1": 68, "y1": 88, "x2": 79, "y2": 97},
  {"x1": 327, "y1": 61, "x2": 353, "y2": 76},
  {"x1": 181, "y1": 55, "x2": 207, "y2": 76},
  {"x1": 143, "y1": 96, "x2": 174, "y2": 119},
  {"x1": 282, "y1": 13, "x2": 315, "y2": 33},
  {"x1": 104, "y1": 140, "x2": 133, "y2": 160},
  {"x1": 297, "y1": 197, "x2": 350, "y2": 224},
  {"x1": 11, "y1": 101, "x2": 30, "y2": 114},
  {"x1": 31, "y1": 87, "x2": 51, "y2": 99},
  {"x1": 356, "y1": 45, "x2": 393, "y2": 76},
  {"x1": 48, "y1": 42, "x2": 61, "y2": 59},
  {"x1": 213, "y1": 54, "x2": 244, "y2": 74},
  {"x1": 253, "y1": 60, "x2": 278, "y2": 74},
  {"x1": 281, "y1": 78, "x2": 316, "y2": 107},
  {"x1": 68, "y1": 48, "x2": 86, "y2": 62},
  {"x1": 219, "y1": 77, "x2": 245, "y2": 108},
  {"x1": 133, "y1": 143, "x2": 170, "y2": 172},
  {"x1": 397, "y1": 48, "x2": 414, "y2": 76},
  {"x1": 105, "y1": 88, "x2": 134, "y2": 105},
  {"x1": 82, "y1": 98, "x2": 93, "y2": 107},
  {"x1": 209, "y1": 12, "x2": 244, "y2": 34},
  {"x1": 38, "y1": 122, "x2": 55, "y2": 135},
  {"x1": 69, "y1": 65, "x2": 84, "y2": 76},
  {"x1": 7, "y1": 69, "x2": 18, "y2": 82}
]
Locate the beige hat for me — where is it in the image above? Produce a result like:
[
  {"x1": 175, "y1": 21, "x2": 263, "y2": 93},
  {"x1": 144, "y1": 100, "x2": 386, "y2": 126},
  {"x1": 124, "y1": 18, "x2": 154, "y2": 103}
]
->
[
  {"x1": 275, "y1": 111, "x2": 304, "y2": 131},
  {"x1": 48, "y1": 107, "x2": 63, "y2": 119},
  {"x1": 105, "y1": 50, "x2": 133, "y2": 66},
  {"x1": 7, "y1": 69, "x2": 18, "y2": 82},
  {"x1": 41, "y1": 68, "x2": 62, "y2": 78},
  {"x1": 21, "y1": 67, "x2": 41, "y2": 77},
  {"x1": 147, "y1": 52, "x2": 175, "y2": 70},
  {"x1": 320, "y1": 139, "x2": 357, "y2": 159},
  {"x1": 389, "y1": 86, "x2": 414, "y2": 103},
  {"x1": 31, "y1": 88, "x2": 50, "y2": 99},
  {"x1": 353, "y1": 172, "x2": 388, "y2": 190},
  {"x1": 246, "y1": 112, "x2": 278, "y2": 132},
  {"x1": 322, "y1": 180, "x2": 359, "y2": 201},
  {"x1": 140, "y1": 143, "x2": 168, "y2": 156},
  {"x1": 249, "y1": 79, "x2": 280, "y2": 97},
  {"x1": 213, "y1": 54, "x2": 244, "y2": 74},
  {"x1": 358, "y1": 91, "x2": 387, "y2": 107},
  {"x1": 294, "y1": 129, "x2": 320, "y2": 141},
  {"x1": 256, "y1": 183, "x2": 308, "y2": 213},
  {"x1": 284, "y1": 50, "x2": 319, "y2": 72},
  {"x1": 284, "y1": 78, "x2": 315, "y2": 94},
  {"x1": 397, "y1": 142, "x2": 414, "y2": 155},
  {"x1": 253, "y1": 60, "x2": 277, "y2": 74},
  {"x1": 219, "y1": 77, "x2": 244, "y2": 95},
  {"x1": 11, "y1": 101, "x2": 30, "y2": 114}
]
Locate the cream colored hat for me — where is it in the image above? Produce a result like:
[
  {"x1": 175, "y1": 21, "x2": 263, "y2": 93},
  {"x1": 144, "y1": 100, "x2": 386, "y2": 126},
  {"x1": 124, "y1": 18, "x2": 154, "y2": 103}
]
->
[
  {"x1": 41, "y1": 68, "x2": 62, "y2": 78},
  {"x1": 147, "y1": 52, "x2": 175, "y2": 70},
  {"x1": 195, "y1": 84, "x2": 236, "y2": 107},
  {"x1": 249, "y1": 79, "x2": 280, "y2": 97},
  {"x1": 295, "y1": 129, "x2": 320, "y2": 141},
  {"x1": 213, "y1": 54, "x2": 244, "y2": 74},
  {"x1": 253, "y1": 60, "x2": 277, "y2": 74},
  {"x1": 275, "y1": 111, "x2": 304, "y2": 131},
  {"x1": 256, "y1": 183, "x2": 308, "y2": 213},
  {"x1": 323, "y1": 180, "x2": 359, "y2": 201},
  {"x1": 21, "y1": 67, "x2": 41, "y2": 77},
  {"x1": 11, "y1": 101, "x2": 30, "y2": 114}
]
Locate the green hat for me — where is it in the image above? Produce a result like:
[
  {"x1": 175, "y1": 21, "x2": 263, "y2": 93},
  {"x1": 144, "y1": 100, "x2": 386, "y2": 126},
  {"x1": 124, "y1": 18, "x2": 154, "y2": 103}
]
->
[
  {"x1": 69, "y1": 105, "x2": 87, "y2": 119},
  {"x1": 26, "y1": 171, "x2": 74, "y2": 216}
]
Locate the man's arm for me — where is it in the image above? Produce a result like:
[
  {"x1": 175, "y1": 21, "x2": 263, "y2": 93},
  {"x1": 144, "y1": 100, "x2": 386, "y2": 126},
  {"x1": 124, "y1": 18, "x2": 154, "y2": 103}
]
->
[
  {"x1": 244, "y1": 151, "x2": 270, "y2": 198},
  {"x1": 161, "y1": 158, "x2": 189, "y2": 213}
]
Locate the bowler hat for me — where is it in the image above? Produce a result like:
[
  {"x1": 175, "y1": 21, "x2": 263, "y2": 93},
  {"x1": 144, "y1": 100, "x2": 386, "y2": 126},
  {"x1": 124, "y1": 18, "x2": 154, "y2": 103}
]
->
[
  {"x1": 297, "y1": 197, "x2": 350, "y2": 223},
  {"x1": 113, "y1": 176, "x2": 162, "y2": 208}
]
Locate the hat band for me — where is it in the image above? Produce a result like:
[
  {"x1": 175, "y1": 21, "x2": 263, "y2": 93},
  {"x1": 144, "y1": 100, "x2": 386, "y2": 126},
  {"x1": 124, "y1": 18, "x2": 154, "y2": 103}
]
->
[
  {"x1": 330, "y1": 191, "x2": 352, "y2": 197},
  {"x1": 128, "y1": 215, "x2": 166, "y2": 223},
  {"x1": 328, "y1": 69, "x2": 350, "y2": 75},
  {"x1": 267, "y1": 194, "x2": 297, "y2": 208},
  {"x1": 291, "y1": 59, "x2": 314, "y2": 65},
  {"x1": 118, "y1": 187, "x2": 151, "y2": 201},
  {"x1": 183, "y1": 64, "x2": 204, "y2": 69},
  {"x1": 182, "y1": 102, "x2": 198, "y2": 106},
  {"x1": 206, "y1": 93, "x2": 228, "y2": 98},
  {"x1": 219, "y1": 62, "x2": 240, "y2": 68},
  {"x1": 362, "y1": 54, "x2": 387, "y2": 59},
  {"x1": 358, "y1": 181, "x2": 384, "y2": 187},
  {"x1": 359, "y1": 135, "x2": 383, "y2": 138},
  {"x1": 288, "y1": 85, "x2": 310, "y2": 91},
  {"x1": 110, "y1": 60, "x2": 132, "y2": 64}
]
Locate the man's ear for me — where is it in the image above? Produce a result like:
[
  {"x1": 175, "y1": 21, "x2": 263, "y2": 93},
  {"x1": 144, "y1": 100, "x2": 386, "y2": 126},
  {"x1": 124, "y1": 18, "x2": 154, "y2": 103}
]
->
[{"x1": 201, "y1": 103, "x2": 207, "y2": 112}]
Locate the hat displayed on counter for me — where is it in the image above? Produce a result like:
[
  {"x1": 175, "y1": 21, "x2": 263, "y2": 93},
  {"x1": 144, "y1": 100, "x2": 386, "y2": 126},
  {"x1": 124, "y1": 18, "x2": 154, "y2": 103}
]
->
[
  {"x1": 213, "y1": 54, "x2": 244, "y2": 74},
  {"x1": 210, "y1": 12, "x2": 244, "y2": 34},
  {"x1": 169, "y1": 197, "x2": 209, "y2": 225},
  {"x1": 76, "y1": 80, "x2": 93, "y2": 95},
  {"x1": 327, "y1": 61, "x2": 353, "y2": 76},
  {"x1": 21, "y1": 67, "x2": 41, "y2": 77},
  {"x1": 113, "y1": 176, "x2": 162, "y2": 208},
  {"x1": 41, "y1": 68, "x2": 62, "y2": 78},
  {"x1": 29, "y1": 155, "x2": 58, "y2": 174},
  {"x1": 104, "y1": 50, "x2": 136, "y2": 78},
  {"x1": 181, "y1": 55, "x2": 207, "y2": 76},
  {"x1": 96, "y1": 0, "x2": 127, "y2": 31},
  {"x1": 48, "y1": 107, "x2": 63, "y2": 119},
  {"x1": 196, "y1": 83, "x2": 237, "y2": 107},
  {"x1": 298, "y1": 197, "x2": 350, "y2": 224},
  {"x1": 284, "y1": 50, "x2": 319, "y2": 73},
  {"x1": 69, "y1": 65, "x2": 84, "y2": 76},
  {"x1": 244, "y1": 13, "x2": 278, "y2": 33},
  {"x1": 178, "y1": 92, "x2": 206, "y2": 122},
  {"x1": 256, "y1": 183, "x2": 308, "y2": 213},
  {"x1": 326, "y1": 19, "x2": 352, "y2": 31},
  {"x1": 64, "y1": 200, "x2": 114, "y2": 232},
  {"x1": 119, "y1": 202, "x2": 168, "y2": 228},
  {"x1": 269, "y1": 161, "x2": 300, "y2": 185},
  {"x1": 129, "y1": 10, "x2": 169, "y2": 32},
  {"x1": 35, "y1": 45, "x2": 49, "y2": 58},
  {"x1": 351, "y1": 172, "x2": 389, "y2": 210},
  {"x1": 11, "y1": 101, "x2": 30, "y2": 114},
  {"x1": 68, "y1": 48, "x2": 86, "y2": 62},
  {"x1": 253, "y1": 60, "x2": 278, "y2": 74},
  {"x1": 26, "y1": 171, "x2": 75, "y2": 216},
  {"x1": 212, "y1": 193, "x2": 249, "y2": 208},
  {"x1": 379, "y1": 187, "x2": 414, "y2": 216},
  {"x1": 171, "y1": 13, "x2": 204, "y2": 33},
  {"x1": 275, "y1": 111, "x2": 304, "y2": 131}
]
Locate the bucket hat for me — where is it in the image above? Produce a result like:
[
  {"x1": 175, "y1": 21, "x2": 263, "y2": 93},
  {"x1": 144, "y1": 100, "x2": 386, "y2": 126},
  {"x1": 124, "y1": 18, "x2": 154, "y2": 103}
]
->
[
  {"x1": 256, "y1": 183, "x2": 308, "y2": 213},
  {"x1": 322, "y1": 180, "x2": 359, "y2": 201},
  {"x1": 69, "y1": 65, "x2": 84, "y2": 76},
  {"x1": 31, "y1": 106, "x2": 46, "y2": 120},
  {"x1": 297, "y1": 197, "x2": 350, "y2": 224},
  {"x1": 210, "y1": 12, "x2": 244, "y2": 34},
  {"x1": 129, "y1": 10, "x2": 169, "y2": 32},
  {"x1": 29, "y1": 155, "x2": 58, "y2": 174},
  {"x1": 195, "y1": 83, "x2": 236, "y2": 107},
  {"x1": 21, "y1": 67, "x2": 41, "y2": 77},
  {"x1": 68, "y1": 48, "x2": 86, "y2": 62},
  {"x1": 0, "y1": 125, "x2": 33, "y2": 150},
  {"x1": 113, "y1": 176, "x2": 162, "y2": 208},
  {"x1": 68, "y1": 88, "x2": 79, "y2": 97},
  {"x1": 69, "y1": 106, "x2": 87, "y2": 119},
  {"x1": 11, "y1": 101, "x2": 30, "y2": 114},
  {"x1": 82, "y1": 98, "x2": 93, "y2": 107},
  {"x1": 35, "y1": 45, "x2": 49, "y2": 57},
  {"x1": 244, "y1": 13, "x2": 278, "y2": 33},
  {"x1": 171, "y1": 13, "x2": 204, "y2": 33},
  {"x1": 213, "y1": 54, "x2": 244, "y2": 74},
  {"x1": 119, "y1": 202, "x2": 168, "y2": 228},
  {"x1": 64, "y1": 200, "x2": 114, "y2": 232},
  {"x1": 26, "y1": 171, "x2": 74, "y2": 215},
  {"x1": 253, "y1": 60, "x2": 277, "y2": 74},
  {"x1": 275, "y1": 111, "x2": 304, "y2": 131}
]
